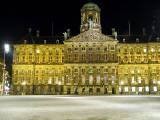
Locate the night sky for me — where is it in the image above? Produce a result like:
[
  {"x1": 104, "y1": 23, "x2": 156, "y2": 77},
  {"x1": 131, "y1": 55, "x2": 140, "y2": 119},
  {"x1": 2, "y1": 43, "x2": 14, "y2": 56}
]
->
[
  {"x1": 0, "y1": 0, "x2": 160, "y2": 74},
  {"x1": 0, "y1": 0, "x2": 160, "y2": 43}
]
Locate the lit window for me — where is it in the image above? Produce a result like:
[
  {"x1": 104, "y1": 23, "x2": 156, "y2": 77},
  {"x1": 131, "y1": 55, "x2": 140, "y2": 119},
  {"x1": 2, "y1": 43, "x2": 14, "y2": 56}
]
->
[
  {"x1": 89, "y1": 75, "x2": 93, "y2": 84},
  {"x1": 138, "y1": 80, "x2": 141, "y2": 83},
  {"x1": 158, "y1": 81, "x2": 160, "y2": 85},
  {"x1": 89, "y1": 69, "x2": 93, "y2": 73},
  {"x1": 62, "y1": 77, "x2": 64, "y2": 82},
  {"x1": 151, "y1": 48, "x2": 155, "y2": 52},
  {"x1": 120, "y1": 81, "x2": 124, "y2": 85},
  {"x1": 145, "y1": 86, "x2": 149, "y2": 92},
  {"x1": 153, "y1": 86, "x2": 157, "y2": 92},
  {"x1": 132, "y1": 87, "x2": 136, "y2": 92},
  {"x1": 48, "y1": 78, "x2": 52, "y2": 84},
  {"x1": 112, "y1": 76, "x2": 115, "y2": 80},
  {"x1": 153, "y1": 80, "x2": 156, "y2": 84},
  {"x1": 131, "y1": 77, "x2": 135, "y2": 83},
  {"x1": 131, "y1": 70, "x2": 134, "y2": 74},
  {"x1": 144, "y1": 48, "x2": 147, "y2": 52},
  {"x1": 119, "y1": 87, "x2": 121, "y2": 92},
  {"x1": 139, "y1": 87, "x2": 143, "y2": 92},
  {"x1": 112, "y1": 80, "x2": 114, "y2": 84},
  {"x1": 137, "y1": 70, "x2": 141, "y2": 73},
  {"x1": 36, "y1": 49, "x2": 40, "y2": 54},
  {"x1": 104, "y1": 76, "x2": 108, "y2": 82},
  {"x1": 82, "y1": 75, "x2": 85, "y2": 83},
  {"x1": 55, "y1": 77, "x2": 58, "y2": 84},
  {"x1": 97, "y1": 75, "x2": 100, "y2": 83},
  {"x1": 124, "y1": 87, "x2": 128, "y2": 92}
]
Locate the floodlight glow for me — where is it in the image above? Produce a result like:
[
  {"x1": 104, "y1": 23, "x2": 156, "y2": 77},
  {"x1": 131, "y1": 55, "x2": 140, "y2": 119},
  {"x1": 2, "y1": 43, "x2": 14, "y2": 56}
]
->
[
  {"x1": 58, "y1": 81, "x2": 61, "y2": 85},
  {"x1": 4, "y1": 44, "x2": 9, "y2": 53},
  {"x1": 120, "y1": 81, "x2": 124, "y2": 85},
  {"x1": 22, "y1": 81, "x2": 26, "y2": 86}
]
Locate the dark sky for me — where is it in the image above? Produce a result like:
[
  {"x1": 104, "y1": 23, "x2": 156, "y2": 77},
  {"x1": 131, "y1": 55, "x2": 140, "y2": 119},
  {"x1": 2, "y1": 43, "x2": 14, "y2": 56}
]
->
[
  {"x1": 1, "y1": 0, "x2": 160, "y2": 74},
  {"x1": 0, "y1": 0, "x2": 160, "y2": 43}
]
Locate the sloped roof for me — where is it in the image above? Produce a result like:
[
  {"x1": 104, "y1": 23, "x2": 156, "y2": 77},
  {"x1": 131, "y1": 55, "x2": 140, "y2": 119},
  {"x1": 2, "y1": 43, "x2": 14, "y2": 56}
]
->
[{"x1": 65, "y1": 29, "x2": 117, "y2": 42}]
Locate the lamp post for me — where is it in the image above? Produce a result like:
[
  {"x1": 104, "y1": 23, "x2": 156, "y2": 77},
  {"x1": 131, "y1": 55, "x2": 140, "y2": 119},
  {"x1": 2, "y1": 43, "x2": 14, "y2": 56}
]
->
[{"x1": 1, "y1": 44, "x2": 9, "y2": 96}]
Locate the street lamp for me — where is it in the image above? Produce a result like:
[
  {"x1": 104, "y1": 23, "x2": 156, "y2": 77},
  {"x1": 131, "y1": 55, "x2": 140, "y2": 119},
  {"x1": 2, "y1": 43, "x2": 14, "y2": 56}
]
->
[{"x1": 1, "y1": 44, "x2": 9, "y2": 96}]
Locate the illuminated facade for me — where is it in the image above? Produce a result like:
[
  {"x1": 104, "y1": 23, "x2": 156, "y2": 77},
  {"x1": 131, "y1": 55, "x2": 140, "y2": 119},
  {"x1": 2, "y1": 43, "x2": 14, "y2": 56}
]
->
[{"x1": 12, "y1": 2, "x2": 160, "y2": 95}]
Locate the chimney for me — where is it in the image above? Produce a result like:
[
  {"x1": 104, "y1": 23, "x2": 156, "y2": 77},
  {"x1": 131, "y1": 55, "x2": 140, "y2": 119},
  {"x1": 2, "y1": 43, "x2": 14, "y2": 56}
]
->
[
  {"x1": 112, "y1": 28, "x2": 115, "y2": 36},
  {"x1": 123, "y1": 38, "x2": 125, "y2": 43},
  {"x1": 24, "y1": 40, "x2": 27, "y2": 44},
  {"x1": 36, "y1": 30, "x2": 40, "y2": 38},
  {"x1": 44, "y1": 40, "x2": 47, "y2": 44},
  {"x1": 136, "y1": 38, "x2": 139, "y2": 43},
  {"x1": 67, "y1": 29, "x2": 70, "y2": 38},
  {"x1": 156, "y1": 37, "x2": 160, "y2": 42},
  {"x1": 28, "y1": 28, "x2": 32, "y2": 33},
  {"x1": 56, "y1": 40, "x2": 59, "y2": 44},
  {"x1": 142, "y1": 28, "x2": 146, "y2": 36}
]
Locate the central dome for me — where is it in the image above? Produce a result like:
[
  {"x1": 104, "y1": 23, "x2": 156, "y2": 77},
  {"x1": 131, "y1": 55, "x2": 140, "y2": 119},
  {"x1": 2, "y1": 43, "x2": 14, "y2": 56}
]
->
[{"x1": 82, "y1": 2, "x2": 99, "y2": 9}]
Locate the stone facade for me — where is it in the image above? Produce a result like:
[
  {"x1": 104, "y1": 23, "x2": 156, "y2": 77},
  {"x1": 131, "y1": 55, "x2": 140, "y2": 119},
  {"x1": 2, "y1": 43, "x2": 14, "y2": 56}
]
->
[{"x1": 12, "y1": 2, "x2": 160, "y2": 95}]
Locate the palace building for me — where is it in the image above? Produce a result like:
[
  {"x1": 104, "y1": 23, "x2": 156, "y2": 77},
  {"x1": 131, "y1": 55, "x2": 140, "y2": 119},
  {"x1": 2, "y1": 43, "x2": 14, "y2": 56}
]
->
[{"x1": 12, "y1": 2, "x2": 160, "y2": 95}]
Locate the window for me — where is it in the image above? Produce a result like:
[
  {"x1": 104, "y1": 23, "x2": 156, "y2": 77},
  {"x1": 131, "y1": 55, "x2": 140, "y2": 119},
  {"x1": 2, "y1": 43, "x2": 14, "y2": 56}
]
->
[
  {"x1": 131, "y1": 70, "x2": 134, "y2": 74},
  {"x1": 144, "y1": 48, "x2": 147, "y2": 53},
  {"x1": 82, "y1": 75, "x2": 85, "y2": 83},
  {"x1": 82, "y1": 48, "x2": 85, "y2": 50},
  {"x1": 36, "y1": 49, "x2": 40, "y2": 54},
  {"x1": 89, "y1": 48, "x2": 92, "y2": 51},
  {"x1": 131, "y1": 77, "x2": 135, "y2": 83},
  {"x1": 97, "y1": 69, "x2": 100, "y2": 73},
  {"x1": 48, "y1": 78, "x2": 52, "y2": 84},
  {"x1": 89, "y1": 75, "x2": 93, "y2": 84},
  {"x1": 124, "y1": 87, "x2": 128, "y2": 92},
  {"x1": 97, "y1": 75, "x2": 100, "y2": 83},
  {"x1": 97, "y1": 54, "x2": 101, "y2": 61},
  {"x1": 119, "y1": 87, "x2": 122, "y2": 92},
  {"x1": 138, "y1": 77, "x2": 141, "y2": 83},
  {"x1": 104, "y1": 76, "x2": 108, "y2": 82},
  {"x1": 82, "y1": 54, "x2": 85, "y2": 61},
  {"x1": 96, "y1": 48, "x2": 100, "y2": 51},
  {"x1": 139, "y1": 87, "x2": 143, "y2": 92},
  {"x1": 68, "y1": 48, "x2": 71, "y2": 52},
  {"x1": 104, "y1": 48, "x2": 107, "y2": 51},
  {"x1": 132, "y1": 87, "x2": 136, "y2": 92},
  {"x1": 74, "y1": 54, "x2": 78, "y2": 61},
  {"x1": 104, "y1": 69, "x2": 108, "y2": 73},
  {"x1": 74, "y1": 69, "x2": 78, "y2": 72},
  {"x1": 145, "y1": 86, "x2": 149, "y2": 92},
  {"x1": 74, "y1": 48, "x2": 78, "y2": 51},
  {"x1": 153, "y1": 86, "x2": 157, "y2": 92},
  {"x1": 104, "y1": 54, "x2": 107, "y2": 61},
  {"x1": 120, "y1": 81, "x2": 124, "y2": 85},
  {"x1": 151, "y1": 48, "x2": 155, "y2": 52},
  {"x1": 89, "y1": 69, "x2": 93, "y2": 73}
]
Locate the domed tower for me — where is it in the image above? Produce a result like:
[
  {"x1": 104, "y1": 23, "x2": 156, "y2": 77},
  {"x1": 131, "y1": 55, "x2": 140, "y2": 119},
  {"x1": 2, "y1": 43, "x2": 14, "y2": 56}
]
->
[{"x1": 80, "y1": 2, "x2": 101, "y2": 33}]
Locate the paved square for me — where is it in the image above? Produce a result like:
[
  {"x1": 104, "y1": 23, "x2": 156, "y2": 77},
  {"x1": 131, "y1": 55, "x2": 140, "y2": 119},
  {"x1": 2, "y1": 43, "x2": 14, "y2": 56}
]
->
[{"x1": 0, "y1": 95, "x2": 160, "y2": 120}]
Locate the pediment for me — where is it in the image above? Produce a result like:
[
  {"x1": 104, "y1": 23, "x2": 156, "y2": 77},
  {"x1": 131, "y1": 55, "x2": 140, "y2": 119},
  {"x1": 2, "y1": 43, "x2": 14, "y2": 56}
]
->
[{"x1": 65, "y1": 30, "x2": 117, "y2": 42}]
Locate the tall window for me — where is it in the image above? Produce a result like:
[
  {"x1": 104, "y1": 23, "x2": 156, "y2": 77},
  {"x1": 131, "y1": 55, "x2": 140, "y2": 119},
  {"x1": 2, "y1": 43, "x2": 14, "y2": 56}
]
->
[
  {"x1": 97, "y1": 54, "x2": 101, "y2": 61},
  {"x1": 82, "y1": 54, "x2": 86, "y2": 61},
  {"x1": 74, "y1": 54, "x2": 78, "y2": 61},
  {"x1": 104, "y1": 54, "x2": 107, "y2": 61},
  {"x1": 89, "y1": 75, "x2": 93, "y2": 84},
  {"x1": 97, "y1": 75, "x2": 100, "y2": 83},
  {"x1": 82, "y1": 75, "x2": 85, "y2": 83}
]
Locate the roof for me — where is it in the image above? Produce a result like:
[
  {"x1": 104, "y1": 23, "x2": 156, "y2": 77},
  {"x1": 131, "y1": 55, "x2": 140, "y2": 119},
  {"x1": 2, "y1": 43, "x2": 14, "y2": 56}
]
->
[{"x1": 82, "y1": 2, "x2": 99, "y2": 9}]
